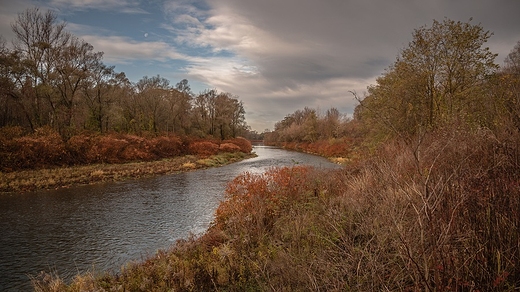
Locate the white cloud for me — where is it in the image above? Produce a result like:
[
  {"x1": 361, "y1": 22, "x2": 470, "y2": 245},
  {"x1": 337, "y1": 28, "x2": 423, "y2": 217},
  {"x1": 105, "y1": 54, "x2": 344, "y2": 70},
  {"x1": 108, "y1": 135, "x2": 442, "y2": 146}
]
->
[
  {"x1": 49, "y1": 0, "x2": 148, "y2": 13},
  {"x1": 81, "y1": 35, "x2": 187, "y2": 64}
]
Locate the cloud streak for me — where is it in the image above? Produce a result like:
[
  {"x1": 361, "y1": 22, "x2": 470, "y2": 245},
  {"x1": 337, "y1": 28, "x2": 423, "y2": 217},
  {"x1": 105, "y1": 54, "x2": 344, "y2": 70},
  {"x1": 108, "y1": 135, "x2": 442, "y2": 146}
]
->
[
  {"x1": 81, "y1": 35, "x2": 186, "y2": 64},
  {"x1": 49, "y1": 0, "x2": 148, "y2": 13}
]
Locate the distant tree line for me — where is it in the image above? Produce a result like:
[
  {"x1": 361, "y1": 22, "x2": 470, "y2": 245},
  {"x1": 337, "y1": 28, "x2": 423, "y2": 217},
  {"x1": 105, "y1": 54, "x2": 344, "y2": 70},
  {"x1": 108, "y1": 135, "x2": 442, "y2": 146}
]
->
[
  {"x1": 0, "y1": 8, "x2": 249, "y2": 139},
  {"x1": 264, "y1": 106, "x2": 352, "y2": 143}
]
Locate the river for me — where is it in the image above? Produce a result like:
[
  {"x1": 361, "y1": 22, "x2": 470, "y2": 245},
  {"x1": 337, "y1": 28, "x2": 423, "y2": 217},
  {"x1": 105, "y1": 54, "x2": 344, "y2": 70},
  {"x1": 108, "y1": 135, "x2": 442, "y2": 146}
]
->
[{"x1": 0, "y1": 146, "x2": 339, "y2": 291}]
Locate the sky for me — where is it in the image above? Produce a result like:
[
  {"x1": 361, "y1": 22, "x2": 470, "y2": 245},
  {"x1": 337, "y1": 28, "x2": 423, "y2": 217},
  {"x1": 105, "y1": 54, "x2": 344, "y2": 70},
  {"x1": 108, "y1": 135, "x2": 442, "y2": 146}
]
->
[{"x1": 1, "y1": 0, "x2": 519, "y2": 132}]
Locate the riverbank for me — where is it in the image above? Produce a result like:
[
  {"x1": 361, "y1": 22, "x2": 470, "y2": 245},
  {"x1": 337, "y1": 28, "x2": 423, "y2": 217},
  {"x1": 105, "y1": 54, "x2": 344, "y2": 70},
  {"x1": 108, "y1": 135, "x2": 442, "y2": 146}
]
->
[{"x1": 0, "y1": 152, "x2": 256, "y2": 193}]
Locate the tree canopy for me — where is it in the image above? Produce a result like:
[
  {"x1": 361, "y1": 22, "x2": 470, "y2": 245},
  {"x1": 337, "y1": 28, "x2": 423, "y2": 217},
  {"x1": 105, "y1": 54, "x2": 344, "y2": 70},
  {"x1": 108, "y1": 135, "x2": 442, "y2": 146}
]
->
[{"x1": 357, "y1": 18, "x2": 499, "y2": 139}]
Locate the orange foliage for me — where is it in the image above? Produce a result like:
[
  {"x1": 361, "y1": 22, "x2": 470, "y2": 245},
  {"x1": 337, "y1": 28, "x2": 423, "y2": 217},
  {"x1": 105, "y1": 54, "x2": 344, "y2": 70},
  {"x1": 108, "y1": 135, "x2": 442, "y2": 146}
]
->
[
  {"x1": 188, "y1": 141, "x2": 219, "y2": 157},
  {"x1": 214, "y1": 166, "x2": 314, "y2": 233},
  {"x1": 150, "y1": 136, "x2": 183, "y2": 157},
  {"x1": 280, "y1": 138, "x2": 351, "y2": 157},
  {"x1": 219, "y1": 143, "x2": 241, "y2": 153},
  {"x1": 223, "y1": 137, "x2": 252, "y2": 153},
  {"x1": 0, "y1": 127, "x2": 68, "y2": 170},
  {"x1": 0, "y1": 128, "x2": 248, "y2": 171}
]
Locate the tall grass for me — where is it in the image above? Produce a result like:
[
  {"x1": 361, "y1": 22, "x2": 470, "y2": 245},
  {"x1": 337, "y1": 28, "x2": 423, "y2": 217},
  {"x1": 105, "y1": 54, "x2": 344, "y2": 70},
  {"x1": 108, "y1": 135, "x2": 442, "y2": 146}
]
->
[{"x1": 33, "y1": 126, "x2": 520, "y2": 291}]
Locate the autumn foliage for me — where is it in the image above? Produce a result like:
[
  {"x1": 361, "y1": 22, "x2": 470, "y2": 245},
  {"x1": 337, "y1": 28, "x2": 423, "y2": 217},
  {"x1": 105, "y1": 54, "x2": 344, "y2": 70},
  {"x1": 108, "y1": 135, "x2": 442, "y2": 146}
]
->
[{"x1": 0, "y1": 127, "x2": 252, "y2": 172}]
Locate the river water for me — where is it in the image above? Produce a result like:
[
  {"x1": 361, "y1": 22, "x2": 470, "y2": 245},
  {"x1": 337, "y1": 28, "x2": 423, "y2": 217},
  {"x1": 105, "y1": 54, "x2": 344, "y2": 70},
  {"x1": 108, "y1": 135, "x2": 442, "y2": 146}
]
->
[{"x1": 0, "y1": 146, "x2": 339, "y2": 291}]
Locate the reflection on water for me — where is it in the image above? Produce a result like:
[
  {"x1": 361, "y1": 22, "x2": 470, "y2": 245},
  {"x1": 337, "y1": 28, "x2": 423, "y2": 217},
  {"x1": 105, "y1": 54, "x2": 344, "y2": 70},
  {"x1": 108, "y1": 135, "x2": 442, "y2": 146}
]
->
[{"x1": 0, "y1": 146, "x2": 339, "y2": 291}]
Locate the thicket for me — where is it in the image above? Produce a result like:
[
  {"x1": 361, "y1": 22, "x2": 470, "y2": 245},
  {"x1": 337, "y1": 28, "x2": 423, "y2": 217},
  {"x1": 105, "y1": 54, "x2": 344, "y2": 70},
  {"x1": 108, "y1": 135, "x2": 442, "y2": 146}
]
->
[{"x1": 0, "y1": 126, "x2": 252, "y2": 172}]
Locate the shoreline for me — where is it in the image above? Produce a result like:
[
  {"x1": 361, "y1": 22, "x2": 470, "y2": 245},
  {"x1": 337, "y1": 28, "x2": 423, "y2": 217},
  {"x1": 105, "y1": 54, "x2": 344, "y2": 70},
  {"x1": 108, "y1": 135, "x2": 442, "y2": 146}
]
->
[{"x1": 0, "y1": 152, "x2": 256, "y2": 194}]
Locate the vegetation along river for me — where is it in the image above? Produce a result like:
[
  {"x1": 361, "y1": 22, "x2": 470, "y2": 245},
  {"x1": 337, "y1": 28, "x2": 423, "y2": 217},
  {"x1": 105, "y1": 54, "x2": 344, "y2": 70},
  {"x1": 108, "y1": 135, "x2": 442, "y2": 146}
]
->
[{"x1": 0, "y1": 146, "x2": 340, "y2": 291}]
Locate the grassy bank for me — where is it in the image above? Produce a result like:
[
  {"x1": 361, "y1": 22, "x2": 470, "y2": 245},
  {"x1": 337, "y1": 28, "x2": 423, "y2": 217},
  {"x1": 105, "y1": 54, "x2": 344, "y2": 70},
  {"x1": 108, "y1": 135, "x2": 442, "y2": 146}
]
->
[
  {"x1": 0, "y1": 152, "x2": 256, "y2": 193},
  {"x1": 33, "y1": 127, "x2": 520, "y2": 291}
]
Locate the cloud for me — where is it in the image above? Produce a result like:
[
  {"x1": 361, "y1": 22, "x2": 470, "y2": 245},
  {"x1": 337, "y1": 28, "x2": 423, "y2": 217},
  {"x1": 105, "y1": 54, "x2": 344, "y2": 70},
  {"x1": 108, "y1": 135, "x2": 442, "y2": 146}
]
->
[
  {"x1": 80, "y1": 34, "x2": 187, "y2": 64},
  {"x1": 0, "y1": 0, "x2": 41, "y2": 43},
  {"x1": 162, "y1": 0, "x2": 388, "y2": 130},
  {"x1": 162, "y1": 0, "x2": 520, "y2": 131},
  {"x1": 49, "y1": 0, "x2": 148, "y2": 13}
]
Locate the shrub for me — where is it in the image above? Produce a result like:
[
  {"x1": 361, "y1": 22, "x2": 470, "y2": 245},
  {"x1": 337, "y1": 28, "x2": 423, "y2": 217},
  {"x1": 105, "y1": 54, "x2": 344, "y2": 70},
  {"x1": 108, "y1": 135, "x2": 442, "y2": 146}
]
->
[
  {"x1": 88, "y1": 135, "x2": 129, "y2": 163},
  {"x1": 10, "y1": 127, "x2": 68, "y2": 170},
  {"x1": 150, "y1": 136, "x2": 183, "y2": 157},
  {"x1": 219, "y1": 143, "x2": 241, "y2": 153},
  {"x1": 223, "y1": 137, "x2": 252, "y2": 153},
  {"x1": 188, "y1": 141, "x2": 219, "y2": 157},
  {"x1": 66, "y1": 133, "x2": 95, "y2": 164}
]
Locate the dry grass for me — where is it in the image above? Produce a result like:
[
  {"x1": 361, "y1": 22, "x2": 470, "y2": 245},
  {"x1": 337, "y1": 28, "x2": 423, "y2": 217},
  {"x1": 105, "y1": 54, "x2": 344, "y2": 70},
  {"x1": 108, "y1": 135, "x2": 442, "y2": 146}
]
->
[{"x1": 1, "y1": 152, "x2": 256, "y2": 193}]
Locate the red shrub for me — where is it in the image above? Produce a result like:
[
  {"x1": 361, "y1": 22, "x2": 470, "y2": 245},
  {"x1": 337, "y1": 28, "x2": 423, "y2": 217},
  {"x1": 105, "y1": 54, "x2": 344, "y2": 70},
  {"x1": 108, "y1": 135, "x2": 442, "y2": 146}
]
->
[
  {"x1": 0, "y1": 127, "x2": 25, "y2": 171},
  {"x1": 150, "y1": 136, "x2": 183, "y2": 157},
  {"x1": 189, "y1": 141, "x2": 219, "y2": 157},
  {"x1": 66, "y1": 134, "x2": 95, "y2": 164},
  {"x1": 11, "y1": 127, "x2": 68, "y2": 169},
  {"x1": 116, "y1": 134, "x2": 154, "y2": 161},
  {"x1": 219, "y1": 143, "x2": 241, "y2": 153},
  {"x1": 215, "y1": 166, "x2": 315, "y2": 232},
  {"x1": 223, "y1": 137, "x2": 252, "y2": 153},
  {"x1": 88, "y1": 136, "x2": 130, "y2": 163}
]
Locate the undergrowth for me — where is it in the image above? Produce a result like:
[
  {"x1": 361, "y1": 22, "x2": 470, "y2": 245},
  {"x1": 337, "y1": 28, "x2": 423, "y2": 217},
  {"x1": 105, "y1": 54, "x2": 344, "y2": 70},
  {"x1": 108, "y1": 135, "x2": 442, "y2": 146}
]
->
[{"x1": 0, "y1": 127, "x2": 252, "y2": 172}]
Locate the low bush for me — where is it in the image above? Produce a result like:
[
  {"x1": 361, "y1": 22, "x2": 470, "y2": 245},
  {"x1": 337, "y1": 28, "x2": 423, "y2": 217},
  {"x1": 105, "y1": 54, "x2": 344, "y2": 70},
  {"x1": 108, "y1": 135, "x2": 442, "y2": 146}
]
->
[
  {"x1": 218, "y1": 143, "x2": 241, "y2": 153},
  {"x1": 189, "y1": 141, "x2": 220, "y2": 157},
  {"x1": 223, "y1": 137, "x2": 252, "y2": 153},
  {"x1": 1, "y1": 129, "x2": 247, "y2": 171},
  {"x1": 150, "y1": 136, "x2": 183, "y2": 157},
  {"x1": 1, "y1": 127, "x2": 68, "y2": 170}
]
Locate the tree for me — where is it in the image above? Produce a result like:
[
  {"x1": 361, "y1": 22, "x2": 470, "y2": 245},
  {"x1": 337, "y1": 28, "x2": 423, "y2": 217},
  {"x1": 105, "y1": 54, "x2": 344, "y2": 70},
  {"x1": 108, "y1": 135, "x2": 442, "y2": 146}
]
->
[
  {"x1": 82, "y1": 61, "x2": 129, "y2": 133},
  {"x1": 358, "y1": 18, "x2": 498, "y2": 138},
  {"x1": 0, "y1": 37, "x2": 21, "y2": 127},
  {"x1": 192, "y1": 89, "x2": 215, "y2": 136},
  {"x1": 8, "y1": 7, "x2": 104, "y2": 134},
  {"x1": 8, "y1": 8, "x2": 70, "y2": 130},
  {"x1": 191, "y1": 89, "x2": 247, "y2": 139},
  {"x1": 134, "y1": 75, "x2": 170, "y2": 133},
  {"x1": 497, "y1": 40, "x2": 520, "y2": 131},
  {"x1": 164, "y1": 79, "x2": 192, "y2": 135}
]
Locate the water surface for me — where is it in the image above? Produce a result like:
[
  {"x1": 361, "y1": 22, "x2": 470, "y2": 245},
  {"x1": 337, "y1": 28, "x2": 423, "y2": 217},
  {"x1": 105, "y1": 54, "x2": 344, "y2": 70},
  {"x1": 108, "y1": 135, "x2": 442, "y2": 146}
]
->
[{"x1": 0, "y1": 146, "x2": 339, "y2": 291}]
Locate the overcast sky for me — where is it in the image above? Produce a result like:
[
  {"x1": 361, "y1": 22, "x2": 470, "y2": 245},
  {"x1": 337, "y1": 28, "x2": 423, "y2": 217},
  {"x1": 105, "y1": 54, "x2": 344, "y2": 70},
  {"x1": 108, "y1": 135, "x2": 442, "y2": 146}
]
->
[{"x1": 1, "y1": 0, "x2": 519, "y2": 132}]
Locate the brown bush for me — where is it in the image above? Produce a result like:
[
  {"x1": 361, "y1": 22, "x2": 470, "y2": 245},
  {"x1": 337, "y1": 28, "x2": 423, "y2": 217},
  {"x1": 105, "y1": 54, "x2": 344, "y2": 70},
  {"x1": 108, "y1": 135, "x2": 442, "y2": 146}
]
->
[
  {"x1": 219, "y1": 143, "x2": 241, "y2": 153},
  {"x1": 223, "y1": 137, "x2": 252, "y2": 153},
  {"x1": 87, "y1": 135, "x2": 129, "y2": 163},
  {"x1": 4, "y1": 127, "x2": 68, "y2": 170},
  {"x1": 66, "y1": 134, "x2": 95, "y2": 164},
  {"x1": 150, "y1": 136, "x2": 183, "y2": 157},
  {"x1": 116, "y1": 134, "x2": 154, "y2": 162},
  {"x1": 188, "y1": 141, "x2": 219, "y2": 157},
  {"x1": 0, "y1": 126, "x2": 25, "y2": 140}
]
